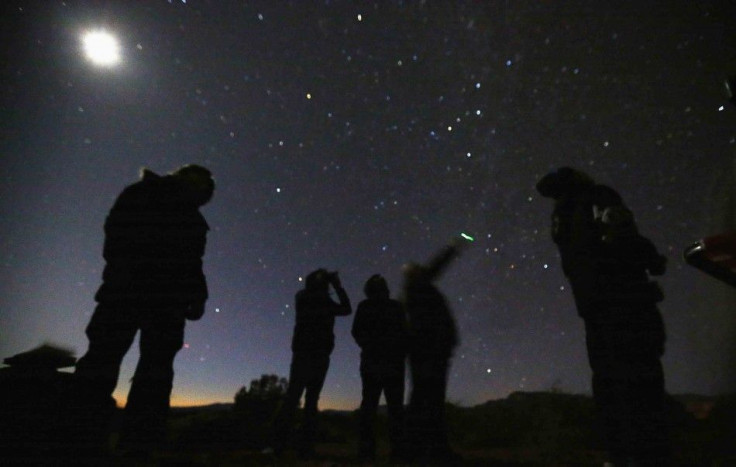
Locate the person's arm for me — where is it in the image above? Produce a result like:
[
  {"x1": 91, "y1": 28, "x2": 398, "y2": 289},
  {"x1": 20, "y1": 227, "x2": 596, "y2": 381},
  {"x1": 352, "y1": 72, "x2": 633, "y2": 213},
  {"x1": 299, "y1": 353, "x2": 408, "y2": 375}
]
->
[
  {"x1": 330, "y1": 273, "x2": 352, "y2": 316},
  {"x1": 183, "y1": 212, "x2": 210, "y2": 320},
  {"x1": 593, "y1": 186, "x2": 667, "y2": 276},
  {"x1": 424, "y1": 238, "x2": 468, "y2": 282}
]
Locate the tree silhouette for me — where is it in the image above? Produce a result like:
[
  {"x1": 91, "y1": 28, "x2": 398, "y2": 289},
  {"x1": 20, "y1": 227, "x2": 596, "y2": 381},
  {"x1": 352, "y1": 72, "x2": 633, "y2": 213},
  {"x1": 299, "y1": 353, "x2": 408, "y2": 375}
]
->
[
  {"x1": 235, "y1": 374, "x2": 288, "y2": 404},
  {"x1": 232, "y1": 374, "x2": 288, "y2": 448}
]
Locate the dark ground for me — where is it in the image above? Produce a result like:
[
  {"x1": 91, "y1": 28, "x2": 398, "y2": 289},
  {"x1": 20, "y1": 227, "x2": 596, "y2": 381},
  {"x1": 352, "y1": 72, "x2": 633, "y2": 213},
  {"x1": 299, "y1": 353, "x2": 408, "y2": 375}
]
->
[
  {"x1": 6, "y1": 391, "x2": 733, "y2": 466},
  {"x1": 1, "y1": 362, "x2": 734, "y2": 466}
]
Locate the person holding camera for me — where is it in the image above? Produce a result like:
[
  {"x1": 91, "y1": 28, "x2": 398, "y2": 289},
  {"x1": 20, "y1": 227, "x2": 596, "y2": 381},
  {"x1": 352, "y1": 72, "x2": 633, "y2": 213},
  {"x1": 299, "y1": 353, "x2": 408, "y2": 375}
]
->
[{"x1": 274, "y1": 268, "x2": 352, "y2": 458}]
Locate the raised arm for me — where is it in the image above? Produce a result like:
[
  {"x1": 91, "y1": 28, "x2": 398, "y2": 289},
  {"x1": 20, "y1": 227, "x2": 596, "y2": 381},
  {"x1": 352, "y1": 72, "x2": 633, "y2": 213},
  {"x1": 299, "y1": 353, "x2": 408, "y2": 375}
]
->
[{"x1": 330, "y1": 273, "x2": 352, "y2": 316}]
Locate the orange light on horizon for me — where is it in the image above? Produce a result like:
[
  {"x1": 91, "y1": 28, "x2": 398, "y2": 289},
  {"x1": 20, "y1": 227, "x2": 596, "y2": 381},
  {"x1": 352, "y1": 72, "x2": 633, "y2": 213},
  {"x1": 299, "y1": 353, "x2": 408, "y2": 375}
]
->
[{"x1": 113, "y1": 385, "x2": 362, "y2": 411}]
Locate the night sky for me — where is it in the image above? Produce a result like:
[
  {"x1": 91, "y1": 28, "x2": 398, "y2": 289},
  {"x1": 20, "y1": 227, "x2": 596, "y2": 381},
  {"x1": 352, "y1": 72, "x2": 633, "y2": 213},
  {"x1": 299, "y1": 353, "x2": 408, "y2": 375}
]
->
[{"x1": 2, "y1": 0, "x2": 736, "y2": 409}]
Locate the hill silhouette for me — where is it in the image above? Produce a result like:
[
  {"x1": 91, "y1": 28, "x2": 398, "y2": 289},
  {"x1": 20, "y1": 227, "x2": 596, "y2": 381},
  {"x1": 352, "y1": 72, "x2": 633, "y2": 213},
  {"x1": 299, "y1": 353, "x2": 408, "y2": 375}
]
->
[
  {"x1": 1, "y1": 350, "x2": 735, "y2": 465},
  {"x1": 154, "y1": 390, "x2": 736, "y2": 465}
]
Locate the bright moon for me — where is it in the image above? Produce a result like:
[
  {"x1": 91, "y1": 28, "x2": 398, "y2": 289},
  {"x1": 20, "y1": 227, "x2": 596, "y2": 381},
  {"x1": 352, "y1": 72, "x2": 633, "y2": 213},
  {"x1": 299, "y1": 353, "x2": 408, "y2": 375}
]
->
[{"x1": 82, "y1": 31, "x2": 120, "y2": 66}]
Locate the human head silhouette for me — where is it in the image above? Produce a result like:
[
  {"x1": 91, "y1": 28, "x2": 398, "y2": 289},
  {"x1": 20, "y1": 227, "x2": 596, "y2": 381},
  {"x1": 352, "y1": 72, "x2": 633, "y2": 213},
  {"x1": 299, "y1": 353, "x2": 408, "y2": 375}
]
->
[
  {"x1": 536, "y1": 166, "x2": 594, "y2": 200},
  {"x1": 171, "y1": 164, "x2": 215, "y2": 207},
  {"x1": 304, "y1": 268, "x2": 331, "y2": 293},
  {"x1": 363, "y1": 274, "x2": 389, "y2": 300},
  {"x1": 402, "y1": 262, "x2": 431, "y2": 287}
]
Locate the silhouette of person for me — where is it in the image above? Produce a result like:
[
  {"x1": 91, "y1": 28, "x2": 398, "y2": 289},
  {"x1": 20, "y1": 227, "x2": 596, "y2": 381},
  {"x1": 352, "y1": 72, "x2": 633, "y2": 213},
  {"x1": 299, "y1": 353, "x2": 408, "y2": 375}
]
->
[
  {"x1": 537, "y1": 167, "x2": 670, "y2": 466},
  {"x1": 73, "y1": 164, "x2": 214, "y2": 455},
  {"x1": 275, "y1": 269, "x2": 352, "y2": 458},
  {"x1": 351, "y1": 274, "x2": 408, "y2": 462},
  {"x1": 403, "y1": 239, "x2": 467, "y2": 463}
]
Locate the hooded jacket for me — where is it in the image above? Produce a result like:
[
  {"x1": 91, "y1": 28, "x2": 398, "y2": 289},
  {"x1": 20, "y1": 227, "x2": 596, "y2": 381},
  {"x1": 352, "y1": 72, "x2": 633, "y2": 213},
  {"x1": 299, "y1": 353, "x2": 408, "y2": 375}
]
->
[{"x1": 352, "y1": 297, "x2": 408, "y2": 360}]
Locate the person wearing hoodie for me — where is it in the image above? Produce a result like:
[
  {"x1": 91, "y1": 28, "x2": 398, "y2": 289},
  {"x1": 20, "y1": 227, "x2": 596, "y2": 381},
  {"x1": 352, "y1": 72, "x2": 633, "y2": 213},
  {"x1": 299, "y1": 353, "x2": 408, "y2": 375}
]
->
[{"x1": 352, "y1": 274, "x2": 408, "y2": 462}]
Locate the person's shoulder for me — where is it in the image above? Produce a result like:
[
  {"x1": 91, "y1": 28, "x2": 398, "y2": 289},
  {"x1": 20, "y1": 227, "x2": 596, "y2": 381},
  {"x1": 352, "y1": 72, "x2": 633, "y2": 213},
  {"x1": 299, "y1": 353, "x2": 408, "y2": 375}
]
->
[
  {"x1": 295, "y1": 289, "x2": 328, "y2": 304},
  {"x1": 113, "y1": 177, "x2": 152, "y2": 208},
  {"x1": 132, "y1": 169, "x2": 164, "y2": 188},
  {"x1": 357, "y1": 298, "x2": 392, "y2": 312},
  {"x1": 118, "y1": 170, "x2": 167, "y2": 197}
]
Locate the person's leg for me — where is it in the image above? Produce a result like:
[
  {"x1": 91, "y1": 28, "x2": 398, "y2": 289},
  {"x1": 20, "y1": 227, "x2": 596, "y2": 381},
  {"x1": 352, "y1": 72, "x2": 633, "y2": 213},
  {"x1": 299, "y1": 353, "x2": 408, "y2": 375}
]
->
[
  {"x1": 358, "y1": 358, "x2": 382, "y2": 460},
  {"x1": 601, "y1": 305, "x2": 670, "y2": 466},
  {"x1": 301, "y1": 353, "x2": 329, "y2": 457},
  {"x1": 73, "y1": 304, "x2": 138, "y2": 453},
  {"x1": 405, "y1": 355, "x2": 433, "y2": 460},
  {"x1": 120, "y1": 307, "x2": 185, "y2": 451},
  {"x1": 592, "y1": 372, "x2": 631, "y2": 465},
  {"x1": 75, "y1": 304, "x2": 138, "y2": 403},
  {"x1": 423, "y1": 358, "x2": 452, "y2": 456},
  {"x1": 621, "y1": 309, "x2": 669, "y2": 465},
  {"x1": 383, "y1": 358, "x2": 406, "y2": 459},
  {"x1": 627, "y1": 364, "x2": 670, "y2": 465},
  {"x1": 585, "y1": 311, "x2": 636, "y2": 465},
  {"x1": 273, "y1": 353, "x2": 307, "y2": 454}
]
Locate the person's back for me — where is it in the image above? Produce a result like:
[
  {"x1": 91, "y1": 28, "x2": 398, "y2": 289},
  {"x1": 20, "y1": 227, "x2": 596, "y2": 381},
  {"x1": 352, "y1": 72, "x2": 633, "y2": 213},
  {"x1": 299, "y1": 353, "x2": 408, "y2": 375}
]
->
[
  {"x1": 543, "y1": 171, "x2": 665, "y2": 315},
  {"x1": 353, "y1": 297, "x2": 406, "y2": 361},
  {"x1": 96, "y1": 169, "x2": 209, "y2": 306},
  {"x1": 404, "y1": 279, "x2": 457, "y2": 360},
  {"x1": 292, "y1": 279, "x2": 350, "y2": 354}
]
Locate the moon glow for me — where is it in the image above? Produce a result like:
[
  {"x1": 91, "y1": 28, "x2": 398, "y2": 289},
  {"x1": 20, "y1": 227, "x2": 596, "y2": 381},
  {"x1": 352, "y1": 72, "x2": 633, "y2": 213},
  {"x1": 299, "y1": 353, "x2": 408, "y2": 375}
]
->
[{"x1": 82, "y1": 30, "x2": 120, "y2": 66}]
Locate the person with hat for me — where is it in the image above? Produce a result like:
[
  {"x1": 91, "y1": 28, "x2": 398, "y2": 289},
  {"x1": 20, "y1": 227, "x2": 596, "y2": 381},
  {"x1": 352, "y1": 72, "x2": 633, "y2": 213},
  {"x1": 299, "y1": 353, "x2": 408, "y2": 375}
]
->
[
  {"x1": 74, "y1": 164, "x2": 215, "y2": 456},
  {"x1": 536, "y1": 167, "x2": 670, "y2": 466}
]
